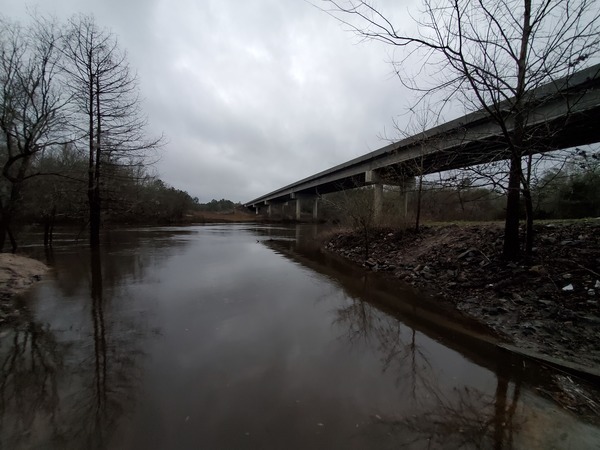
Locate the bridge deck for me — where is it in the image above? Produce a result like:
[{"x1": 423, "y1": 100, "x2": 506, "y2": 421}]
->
[{"x1": 245, "y1": 64, "x2": 600, "y2": 207}]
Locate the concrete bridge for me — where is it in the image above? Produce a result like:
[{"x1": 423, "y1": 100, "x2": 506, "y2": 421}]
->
[{"x1": 245, "y1": 64, "x2": 600, "y2": 220}]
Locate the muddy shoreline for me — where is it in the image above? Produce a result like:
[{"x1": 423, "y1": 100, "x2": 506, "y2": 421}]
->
[
  {"x1": 0, "y1": 254, "x2": 48, "y2": 326},
  {"x1": 325, "y1": 221, "x2": 600, "y2": 376}
]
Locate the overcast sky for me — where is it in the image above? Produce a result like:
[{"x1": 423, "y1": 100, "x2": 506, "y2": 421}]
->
[{"x1": 2, "y1": 0, "x2": 425, "y2": 202}]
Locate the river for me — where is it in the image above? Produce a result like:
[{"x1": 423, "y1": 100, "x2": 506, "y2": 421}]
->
[{"x1": 1, "y1": 223, "x2": 598, "y2": 449}]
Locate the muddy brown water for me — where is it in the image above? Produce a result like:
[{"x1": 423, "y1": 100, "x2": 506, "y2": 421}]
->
[{"x1": 1, "y1": 224, "x2": 599, "y2": 449}]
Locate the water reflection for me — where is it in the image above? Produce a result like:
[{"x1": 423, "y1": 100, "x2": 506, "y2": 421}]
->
[
  {"x1": 334, "y1": 294, "x2": 525, "y2": 448},
  {"x1": 265, "y1": 231, "x2": 600, "y2": 449},
  {"x1": 0, "y1": 309, "x2": 62, "y2": 449},
  {"x1": 1, "y1": 231, "x2": 172, "y2": 449},
  {"x1": 2, "y1": 225, "x2": 599, "y2": 449}
]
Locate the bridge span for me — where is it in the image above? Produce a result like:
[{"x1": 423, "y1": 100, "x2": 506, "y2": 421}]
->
[{"x1": 245, "y1": 64, "x2": 600, "y2": 220}]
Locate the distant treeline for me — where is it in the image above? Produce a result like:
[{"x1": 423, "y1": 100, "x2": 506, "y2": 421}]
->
[
  {"x1": 15, "y1": 144, "x2": 199, "y2": 228},
  {"x1": 196, "y1": 199, "x2": 241, "y2": 213}
]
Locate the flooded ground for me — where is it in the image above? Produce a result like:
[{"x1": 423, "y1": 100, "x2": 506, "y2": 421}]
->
[{"x1": 1, "y1": 224, "x2": 599, "y2": 449}]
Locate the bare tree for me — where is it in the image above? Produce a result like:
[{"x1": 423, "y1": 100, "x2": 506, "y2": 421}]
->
[
  {"x1": 0, "y1": 17, "x2": 71, "y2": 251},
  {"x1": 61, "y1": 15, "x2": 162, "y2": 248},
  {"x1": 389, "y1": 104, "x2": 444, "y2": 232},
  {"x1": 323, "y1": 186, "x2": 379, "y2": 259},
  {"x1": 321, "y1": 0, "x2": 600, "y2": 259}
]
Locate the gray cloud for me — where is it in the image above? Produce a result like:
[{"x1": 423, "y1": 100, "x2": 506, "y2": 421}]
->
[{"x1": 2, "y1": 0, "x2": 417, "y2": 202}]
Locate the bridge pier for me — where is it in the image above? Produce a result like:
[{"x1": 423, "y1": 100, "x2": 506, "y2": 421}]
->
[
  {"x1": 295, "y1": 197, "x2": 301, "y2": 220},
  {"x1": 373, "y1": 183, "x2": 383, "y2": 222},
  {"x1": 399, "y1": 178, "x2": 413, "y2": 220},
  {"x1": 287, "y1": 193, "x2": 320, "y2": 221},
  {"x1": 366, "y1": 170, "x2": 384, "y2": 222}
]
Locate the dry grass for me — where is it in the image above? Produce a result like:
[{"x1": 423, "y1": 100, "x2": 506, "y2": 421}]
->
[{"x1": 187, "y1": 210, "x2": 260, "y2": 223}]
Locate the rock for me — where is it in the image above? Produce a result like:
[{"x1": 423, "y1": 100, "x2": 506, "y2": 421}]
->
[
  {"x1": 559, "y1": 309, "x2": 577, "y2": 320},
  {"x1": 536, "y1": 284, "x2": 555, "y2": 295},
  {"x1": 562, "y1": 284, "x2": 574, "y2": 292},
  {"x1": 529, "y1": 265, "x2": 547, "y2": 275},
  {"x1": 538, "y1": 299, "x2": 554, "y2": 307},
  {"x1": 588, "y1": 289, "x2": 596, "y2": 296},
  {"x1": 364, "y1": 259, "x2": 376, "y2": 267},
  {"x1": 560, "y1": 240, "x2": 574, "y2": 246},
  {"x1": 563, "y1": 273, "x2": 573, "y2": 280},
  {"x1": 595, "y1": 280, "x2": 600, "y2": 289},
  {"x1": 581, "y1": 315, "x2": 600, "y2": 325}
]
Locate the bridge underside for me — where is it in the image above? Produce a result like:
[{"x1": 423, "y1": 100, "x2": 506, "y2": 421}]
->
[{"x1": 246, "y1": 64, "x2": 600, "y2": 220}]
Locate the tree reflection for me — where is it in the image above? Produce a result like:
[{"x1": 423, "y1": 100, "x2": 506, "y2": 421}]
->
[
  {"x1": 0, "y1": 310, "x2": 63, "y2": 448},
  {"x1": 334, "y1": 291, "x2": 432, "y2": 397},
  {"x1": 390, "y1": 369, "x2": 523, "y2": 449},
  {"x1": 57, "y1": 249, "x2": 146, "y2": 449},
  {"x1": 334, "y1": 295, "x2": 524, "y2": 449},
  {"x1": 0, "y1": 246, "x2": 152, "y2": 448}
]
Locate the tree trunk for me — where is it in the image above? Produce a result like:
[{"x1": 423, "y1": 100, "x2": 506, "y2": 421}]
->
[
  {"x1": 363, "y1": 222, "x2": 370, "y2": 260},
  {"x1": 415, "y1": 174, "x2": 423, "y2": 233},
  {"x1": 503, "y1": 0, "x2": 532, "y2": 261},
  {"x1": 0, "y1": 216, "x2": 7, "y2": 252},
  {"x1": 90, "y1": 192, "x2": 101, "y2": 248},
  {"x1": 523, "y1": 189, "x2": 534, "y2": 255},
  {"x1": 503, "y1": 152, "x2": 522, "y2": 260},
  {"x1": 0, "y1": 176, "x2": 26, "y2": 252},
  {"x1": 90, "y1": 75, "x2": 103, "y2": 249},
  {"x1": 523, "y1": 153, "x2": 534, "y2": 255},
  {"x1": 88, "y1": 70, "x2": 96, "y2": 248}
]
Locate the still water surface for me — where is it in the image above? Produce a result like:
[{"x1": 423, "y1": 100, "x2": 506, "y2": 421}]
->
[{"x1": 1, "y1": 224, "x2": 599, "y2": 449}]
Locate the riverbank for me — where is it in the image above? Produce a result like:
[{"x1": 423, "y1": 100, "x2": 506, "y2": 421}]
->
[
  {"x1": 0, "y1": 254, "x2": 48, "y2": 325},
  {"x1": 325, "y1": 220, "x2": 600, "y2": 376}
]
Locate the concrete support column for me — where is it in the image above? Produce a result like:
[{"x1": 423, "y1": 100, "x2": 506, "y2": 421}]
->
[
  {"x1": 402, "y1": 189, "x2": 408, "y2": 219},
  {"x1": 400, "y1": 181, "x2": 408, "y2": 220},
  {"x1": 255, "y1": 206, "x2": 259, "y2": 215},
  {"x1": 295, "y1": 197, "x2": 302, "y2": 220},
  {"x1": 373, "y1": 183, "x2": 383, "y2": 223},
  {"x1": 267, "y1": 202, "x2": 272, "y2": 218},
  {"x1": 312, "y1": 197, "x2": 319, "y2": 220}
]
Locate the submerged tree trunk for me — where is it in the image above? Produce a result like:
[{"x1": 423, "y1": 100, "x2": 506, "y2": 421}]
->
[
  {"x1": 43, "y1": 206, "x2": 57, "y2": 247},
  {"x1": 0, "y1": 168, "x2": 29, "y2": 252}
]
